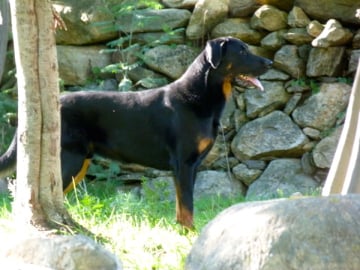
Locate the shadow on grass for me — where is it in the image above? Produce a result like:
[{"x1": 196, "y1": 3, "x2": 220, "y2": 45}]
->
[
  {"x1": 65, "y1": 179, "x2": 246, "y2": 231},
  {"x1": 65, "y1": 180, "x2": 177, "y2": 228}
]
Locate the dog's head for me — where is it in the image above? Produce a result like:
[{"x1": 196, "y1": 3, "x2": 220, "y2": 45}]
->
[{"x1": 205, "y1": 37, "x2": 272, "y2": 91}]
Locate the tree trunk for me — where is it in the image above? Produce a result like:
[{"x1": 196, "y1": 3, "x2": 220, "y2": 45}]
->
[
  {"x1": 10, "y1": 0, "x2": 74, "y2": 230},
  {"x1": 0, "y1": 0, "x2": 9, "y2": 85},
  {"x1": 322, "y1": 60, "x2": 360, "y2": 195}
]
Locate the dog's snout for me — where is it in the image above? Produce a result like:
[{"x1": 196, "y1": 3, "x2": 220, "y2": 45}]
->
[{"x1": 264, "y1": 58, "x2": 273, "y2": 68}]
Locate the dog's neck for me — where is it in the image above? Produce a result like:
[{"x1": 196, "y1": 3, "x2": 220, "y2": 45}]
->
[
  {"x1": 173, "y1": 51, "x2": 229, "y2": 118},
  {"x1": 181, "y1": 52, "x2": 211, "y2": 83}
]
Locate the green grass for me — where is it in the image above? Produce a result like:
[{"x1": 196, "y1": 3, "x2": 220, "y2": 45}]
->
[{"x1": 0, "y1": 180, "x2": 245, "y2": 269}]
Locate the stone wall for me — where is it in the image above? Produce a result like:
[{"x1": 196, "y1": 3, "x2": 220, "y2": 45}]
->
[{"x1": 2, "y1": 0, "x2": 360, "y2": 199}]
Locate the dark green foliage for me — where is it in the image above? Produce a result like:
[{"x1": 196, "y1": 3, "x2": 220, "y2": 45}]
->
[
  {"x1": 0, "y1": 92, "x2": 17, "y2": 153},
  {"x1": 95, "y1": 0, "x2": 184, "y2": 91}
]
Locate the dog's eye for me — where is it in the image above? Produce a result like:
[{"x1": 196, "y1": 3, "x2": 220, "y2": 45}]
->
[{"x1": 239, "y1": 49, "x2": 248, "y2": 55}]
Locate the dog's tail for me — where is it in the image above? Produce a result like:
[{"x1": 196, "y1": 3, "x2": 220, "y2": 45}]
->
[{"x1": 0, "y1": 132, "x2": 17, "y2": 178}]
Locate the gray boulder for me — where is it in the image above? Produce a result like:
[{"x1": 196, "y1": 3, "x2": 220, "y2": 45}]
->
[
  {"x1": 312, "y1": 19, "x2": 353, "y2": 47},
  {"x1": 353, "y1": 30, "x2": 360, "y2": 49},
  {"x1": 143, "y1": 170, "x2": 246, "y2": 202},
  {"x1": 260, "y1": 30, "x2": 287, "y2": 51},
  {"x1": 259, "y1": 68, "x2": 290, "y2": 81},
  {"x1": 4, "y1": 235, "x2": 121, "y2": 270},
  {"x1": 250, "y1": 5, "x2": 288, "y2": 31},
  {"x1": 231, "y1": 111, "x2": 309, "y2": 161},
  {"x1": 307, "y1": 20, "x2": 324, "y2": 37},
  {"x1": 274, "y1": 45, "x2": 306, "y2": 78},
  {"x1": 292, "y1": 83, "x2": 351, "y2": 130},
  {"x1": 54, "y1": 0, "x2": 117, "y2": 45},
  {"x1": 229, "y1": 0, "x2": 293, "y2": 17},
  {"x1": 186, "y1": 0, "x2": 228, "y2": 39},
  {"x1": 302, "y1": 127, "x2": 321, "y2": 140},
  {"x1": 287, "y1": 6, "x2": 310, "y2": 28},
  {"x1": 211, "y1": 18, "x2": 264, "y2": 45},
  {"x1": 116, "y1": 9, "x2": 191, "y2": 34},
  {"x1": 312, "y1": 125, "x2": 343, "y2": 169},
  {"x1": 283, "y1": 93, "x2": 302, "y2": 115},
  {"x1": 162, "y1": 0, "x2": 197, "y2": 8},
  {"x1": 306, "y1": 47, "x2": 346, "y2": 77},
  {"x1": 57, "y1": 45, "x2": 112, "y2": 86},
  {"x1": 283, "y1": 28, "x2": 313, "y2": 45},
  {"x1": 0, "y1": 259, "x2": 53, "y2": 270},
  {"x1": 294, "y1": 0, "x2": 360, "y2": 25},
  {"x1": 143, "y1": 44, "x2": 199, "y2": 79},
  {"x1": 130, "y1": 30, "x2": 186, "y2": 46},
  {"x1": 126, "y1": 66, "x2": 169, "y2": 89},
  {"x1": 194, "y1": 170, "x2": 245, "y2": 198},
  {"x1": 186, "y1": 194, "x2": 360, "y2": 270},
  {"x1": 228, "y1": 0, "x2": 259, "y2": 17},
  {"x1": 246, "y1": 158, "x2": 318, "y2": 200},
  {"x1": 232, "y1": 163, "x2": 262, "y2": 186},
  {"x1": 348, "y1": 49, "x2": 360, "y2": 74},
  {"x1": 244, "y1": 81, "x2": 290, "y2": 118}
]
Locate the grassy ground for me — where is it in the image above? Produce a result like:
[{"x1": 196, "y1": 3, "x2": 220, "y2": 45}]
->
[{"x1": 0, "y1": 180, "x2": 245, "y2": 269}]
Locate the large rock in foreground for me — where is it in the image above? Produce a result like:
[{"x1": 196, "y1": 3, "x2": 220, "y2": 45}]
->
[
  {"x1": 4, "y1": 235, "x2": 121, "y2": 270},
  {"x1": 186, "y1": 195, "x2": 360, "y2": 270}
]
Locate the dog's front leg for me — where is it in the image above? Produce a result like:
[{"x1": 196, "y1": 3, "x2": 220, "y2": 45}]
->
[{"x1": 173, "y1": 163, "x2": 197, "y2": 229}]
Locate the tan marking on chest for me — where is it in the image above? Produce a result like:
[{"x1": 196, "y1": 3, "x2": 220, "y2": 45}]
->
[
  {"x1": 222, "y1": 77, "x2": 233, "y2": 100},
  {"x1": 197, "y1": 137, "x2": 214, "y2": 154},
  {"x1": 226, "y1": 63, "x2": 233, "y2": 70}
]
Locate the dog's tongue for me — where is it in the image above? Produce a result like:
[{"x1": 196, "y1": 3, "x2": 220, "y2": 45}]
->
[{"x1": 247, "y1": 77, "x2": 264, "y2": 91}]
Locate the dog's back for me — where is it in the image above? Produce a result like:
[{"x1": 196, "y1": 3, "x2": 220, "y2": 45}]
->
[{"x1": 60, "y1": 89, "x2": 176, "y2": 170}]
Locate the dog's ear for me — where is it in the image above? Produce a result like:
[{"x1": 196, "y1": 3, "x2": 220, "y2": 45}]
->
[{"x1": 205, "y1": 37, "x2": 229, "y2": 69}]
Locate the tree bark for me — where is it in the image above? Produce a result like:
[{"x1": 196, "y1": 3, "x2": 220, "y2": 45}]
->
[
  {"x1": 10, "y1": 0, "x2": 74, "y2": 230},
  {"x1": 322, "y1": 60, "x2": 360, "y2": 195},
  {"x1": 0, "y1": 0, "x2": 9, "y2": 85}
]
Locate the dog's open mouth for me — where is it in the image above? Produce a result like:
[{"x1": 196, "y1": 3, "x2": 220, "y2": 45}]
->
[{"x1": 236, "y1": 75, "x2": 264, "y2": 91}]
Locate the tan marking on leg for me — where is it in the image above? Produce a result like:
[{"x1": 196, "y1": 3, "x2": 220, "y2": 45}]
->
[
  {"x1": 175, "y1": 184, "x2": 194, "y2": 229},
  {"x1": 222, "y1": 77, "x2": 233, "y2": 100},
  {"x1": 197, "y1": 137, "x2": 214, "y2": 154},
  {"x1": 176, "y1": 204, "x2": 194, "y2": 229},
  {"x1": 64, "y1": 158, "x2": 91, "y2": 194}
]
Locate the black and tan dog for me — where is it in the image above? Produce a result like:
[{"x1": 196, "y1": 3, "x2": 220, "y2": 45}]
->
[{"x1": 0, "y1": 37, "x2": 272, "y2": 228}]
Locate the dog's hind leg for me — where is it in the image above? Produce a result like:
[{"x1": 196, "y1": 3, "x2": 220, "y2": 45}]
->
[
  {"x1": 173, "y1": 163, "x2": 197, "y2": 229},
  {"x1": 61, "y1": 149, "x2": 91, "y2": 194}
]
